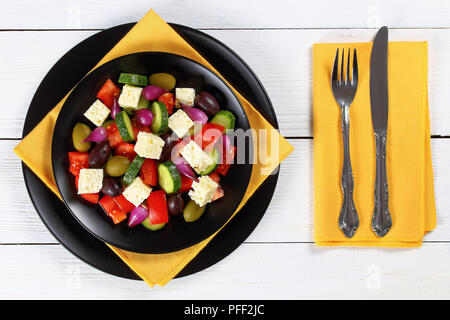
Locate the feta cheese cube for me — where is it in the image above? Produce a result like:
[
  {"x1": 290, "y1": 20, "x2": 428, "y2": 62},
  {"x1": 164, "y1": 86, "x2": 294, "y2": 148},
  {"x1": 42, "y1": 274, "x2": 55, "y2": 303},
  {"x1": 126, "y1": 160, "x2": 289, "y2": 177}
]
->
[
  {"x1": 168, "y1": 109, "x2": 194, "y2": 138},
  {"x1": 84, "y1": 99, "x2": 110, "y2": 126},
  {"x1": 180, "y1": 140, "x2": 213, "y2": 174},
  {"x1": 77, "y1": 169, "x2": 103, "y2": 194},
  {"x1": 122, "y1": 177, "x2": 152, "y2": 207},
  {"x1": 134, "y1": 131, "x2": 165, "y2": 159},
  {"x1": 118, "y1": 84, "x2": 143, "y2": 109},
  {"x1": 188, "y1": 175, "x2": 218, "y2": 207},
  {"x1": 175, "y1": 88, "x2": 195, "y2": 107}
]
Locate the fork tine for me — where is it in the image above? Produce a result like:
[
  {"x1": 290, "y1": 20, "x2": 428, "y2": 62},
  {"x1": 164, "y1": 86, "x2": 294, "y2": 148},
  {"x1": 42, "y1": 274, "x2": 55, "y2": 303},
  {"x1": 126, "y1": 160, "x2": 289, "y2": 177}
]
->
[
  {"x1": 332, "y1": 48, "x2": 339, "y2": 83},
  {"x1": 352, "y1": 48, "x2": 358, "y2": 86},
  {"x1": 339, "y1": 49, "x2": 345, "y2": 86},
  {"x1": 346, "y1": 48, "x2": 350, "y2": 85}
]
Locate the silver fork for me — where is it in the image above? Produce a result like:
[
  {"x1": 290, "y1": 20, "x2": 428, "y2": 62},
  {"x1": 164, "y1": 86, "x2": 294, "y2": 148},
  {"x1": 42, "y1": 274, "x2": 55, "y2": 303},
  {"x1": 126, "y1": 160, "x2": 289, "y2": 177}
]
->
[{"x1": 331, "y1": 48, "x2": 359, "y2": 238}]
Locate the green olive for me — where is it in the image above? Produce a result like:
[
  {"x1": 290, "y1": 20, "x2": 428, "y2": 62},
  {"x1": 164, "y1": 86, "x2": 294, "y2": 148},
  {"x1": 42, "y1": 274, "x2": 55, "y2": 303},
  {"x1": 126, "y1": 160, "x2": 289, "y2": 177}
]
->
[
  {"x1": 105, "y1": 156, "x2": 130, "y2": 177},
  {"x1": 183, "y1": 200, "x2": 206, "y2": 222},
  {"x1": 72, "y1": 122, "x2": 92, "y2": 152},
  {"x1": 149, "y1": 73, "x2": 176, "y2": 90}
]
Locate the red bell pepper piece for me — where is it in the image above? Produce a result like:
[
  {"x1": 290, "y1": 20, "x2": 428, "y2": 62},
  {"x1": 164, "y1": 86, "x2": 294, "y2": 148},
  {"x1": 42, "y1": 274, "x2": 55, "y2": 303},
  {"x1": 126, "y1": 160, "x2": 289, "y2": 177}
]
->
[
  {"x1": 140, "y1": 159, "x2": 158, "y2": 186},
  {"x1": 114, "y1": 142, "x2": 137, "y2": 162},
  {"x1": 99, "y1": 195, "x2": 127, "y2": 224},
  {"x1": 80, "y1": 193, "x2": 100, "y2": 204},
  {"x1": 179, "y1": 175, "x2": 194, "y2": 193},
  {"x1": 68, "y1": 152, "x2": 89, "y2": 176},
  {"x1": 193, "y1": 123, "x2": 225, "y2": 151},
  {"x1": 157, "y1": 93, "x2": 175, "y2": 115},
  {"x1": 113, "y1": 194, "x2": 135, "y2": 214},
  {"x1": 96, "y1": 79, "x2": 120, "y2": 108},
  {"x1": 74, "y1": 175, "x2": 99, "y2": 204},
  {"x1": 148, "y1": 190, "x2": 169, "y2": 225}
]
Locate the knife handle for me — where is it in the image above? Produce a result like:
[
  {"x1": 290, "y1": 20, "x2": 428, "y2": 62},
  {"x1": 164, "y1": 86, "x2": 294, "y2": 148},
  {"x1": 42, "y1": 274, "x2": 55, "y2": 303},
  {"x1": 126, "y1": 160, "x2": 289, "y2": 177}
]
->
[
  {"x1": 372, "y1": 129, "x2": 392, "y2": 237},
  {"x1": 338, "y1": 106, "x2": 359, "y2": 238}
]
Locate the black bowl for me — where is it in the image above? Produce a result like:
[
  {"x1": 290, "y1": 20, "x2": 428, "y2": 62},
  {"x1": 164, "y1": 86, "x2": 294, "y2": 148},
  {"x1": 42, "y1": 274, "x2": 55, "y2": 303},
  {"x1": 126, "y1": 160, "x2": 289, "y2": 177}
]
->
[{"x1": 52, "y1": 52, "x2": 252, "y2": 254}]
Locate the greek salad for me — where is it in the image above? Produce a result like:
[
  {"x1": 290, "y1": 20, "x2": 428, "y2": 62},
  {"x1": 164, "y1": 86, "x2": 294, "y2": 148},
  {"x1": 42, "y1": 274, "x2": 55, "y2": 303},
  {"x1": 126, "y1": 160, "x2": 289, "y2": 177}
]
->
[{"x1": 69, "y1": 72, "x2": 237, "y2": 231}]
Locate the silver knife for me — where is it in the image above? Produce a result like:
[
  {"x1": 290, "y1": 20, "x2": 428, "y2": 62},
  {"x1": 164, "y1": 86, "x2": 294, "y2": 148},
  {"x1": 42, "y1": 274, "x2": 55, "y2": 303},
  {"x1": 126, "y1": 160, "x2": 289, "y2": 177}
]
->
[{"x1": 370, "y1": 26, "x2": 392, "y2": 237}]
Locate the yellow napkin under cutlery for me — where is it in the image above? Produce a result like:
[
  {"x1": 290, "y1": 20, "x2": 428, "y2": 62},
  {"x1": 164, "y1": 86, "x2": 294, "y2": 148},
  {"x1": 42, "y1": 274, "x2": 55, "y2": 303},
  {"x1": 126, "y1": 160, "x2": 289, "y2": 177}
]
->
[{"x1": 313, "y1": 41, "x2": 435, "y2": 247}]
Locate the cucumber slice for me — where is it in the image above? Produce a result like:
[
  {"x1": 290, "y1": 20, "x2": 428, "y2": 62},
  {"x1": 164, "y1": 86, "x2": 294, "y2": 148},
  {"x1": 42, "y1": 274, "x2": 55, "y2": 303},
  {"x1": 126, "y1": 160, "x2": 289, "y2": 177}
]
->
[
  {"x1": 200, "y1": 147, "x2": 220, "y2": 175},
  {"x1": 141, "y1": 217, "x2": 166, "y2": 231},
  {"x1": 122, "y1": 155, "x2": 145, "y2": 185},
  {"x1": 115, "y1": 111, "x2": 134, "y2": 142},
  {"x1": 210, "y1": 110, "x2": 236, "y2": 131},
  {"x1": 118, "y1": 73, "x2": 148, "y2": 86},
  {"x1": 158, "y1": 161, "x2": 181, "y2": 194},
  {"x1": 150, "y1": 101, "x2": 169, "y2": 134}
]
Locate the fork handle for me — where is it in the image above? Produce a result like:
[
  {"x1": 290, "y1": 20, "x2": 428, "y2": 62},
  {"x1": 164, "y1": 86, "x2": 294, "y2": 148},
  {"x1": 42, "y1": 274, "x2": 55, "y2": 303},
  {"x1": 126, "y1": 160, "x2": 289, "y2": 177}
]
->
[
  {"x1": 371, "y1": 129, "x2": 392, "y2": 237},
  {"x1": 339, "y1": 106, "x2": 359, "y2": 238}
]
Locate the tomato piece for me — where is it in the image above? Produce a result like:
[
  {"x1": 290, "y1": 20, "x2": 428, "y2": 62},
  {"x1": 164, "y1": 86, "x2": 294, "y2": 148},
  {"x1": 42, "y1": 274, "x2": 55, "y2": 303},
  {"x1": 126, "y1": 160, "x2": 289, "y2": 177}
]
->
[
  {"x1": 157, "y1": 93, "x2": 175, "y2": 115},
  {"x1": 68, "y1": 152, "x2": 89, "y2": 176},
  {"x1": 106, "y1": 123, "x2": 124, "y2": 148},
  {"x1": 99, "y1": 195, "x2": 127, "y2": 224},
  {"x1": 131, "y1": 117, "x2": 151, "y2": 140},
  {"x1": 105, "y1": 122, "x2": 118, "y2": 135},
  {"x1": 74, "y1": 175, "x2": 99, "y2": 204},
  {"x1": 114, "y1": 142, "x2": 137, "y2": 162},
  {"x1": 194, "y1": 123, "x2": 225, "y2": 151},
  {"x1": 179, "y1": 175, "x2": 194, "y2": 193},
  {"x1": 140, "y1": 159, "x2": 158, "y2": 186},
  {"x1": 148, "y1": 190, "x2": 169, "y2": 225},
  {"x1": 208, "y1": 172, "x2": 220, "y2": 184},
  {"x1": 96, "y1": 79, "x2": 120, "y2": 108},
  {"x1": 113, "y1": 194, "x2": 135, "y2": 214},
  {"x1": 211, "y1": 185, "x2": 224, "y2": 202},
  {"x1": 108, "y1": 130, "x2": 124, "y2": 148},
  {"x1": 216, "y1": 146, "x2": 236, "y2": 176},
  {"x1": 132, "y1": 126, "x2": 150, "y2": 140}
]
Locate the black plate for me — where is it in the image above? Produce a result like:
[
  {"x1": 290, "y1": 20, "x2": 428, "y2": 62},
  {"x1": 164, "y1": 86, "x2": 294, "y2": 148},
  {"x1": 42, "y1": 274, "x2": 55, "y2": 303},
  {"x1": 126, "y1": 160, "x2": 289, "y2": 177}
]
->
[
  {"x1": 22, "y1": 23, "x2": 279, "y2": 279},
  {"x1": 52, "y1": 51, "x2": 252, "y2": 254}
]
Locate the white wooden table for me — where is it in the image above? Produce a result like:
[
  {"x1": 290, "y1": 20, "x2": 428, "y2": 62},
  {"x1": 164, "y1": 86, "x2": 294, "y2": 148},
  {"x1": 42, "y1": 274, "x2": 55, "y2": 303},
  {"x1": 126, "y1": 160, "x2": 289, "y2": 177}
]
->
[{"x1": 2, "y1": 0, "x2": 450, "y2": 299}]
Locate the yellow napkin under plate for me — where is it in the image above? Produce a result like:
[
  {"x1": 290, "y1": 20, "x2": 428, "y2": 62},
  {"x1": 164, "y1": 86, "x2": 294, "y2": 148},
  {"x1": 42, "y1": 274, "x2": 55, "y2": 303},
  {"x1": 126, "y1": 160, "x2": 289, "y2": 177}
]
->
[
  {"x1": 313, "y1": 41, "x2": 435, "y2": 247},
  {"x1": 14, "y1": 9, "x2": 294, "y2": 286}
]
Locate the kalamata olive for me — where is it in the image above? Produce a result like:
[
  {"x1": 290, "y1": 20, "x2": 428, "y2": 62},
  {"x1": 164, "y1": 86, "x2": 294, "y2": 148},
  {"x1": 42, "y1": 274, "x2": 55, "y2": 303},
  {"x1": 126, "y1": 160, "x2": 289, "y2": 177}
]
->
[
  {"x1": 105, "y1": 156, "x2": 130, "y2": 177},
  {"x1": 159, "y1": 132, "x2": 175, "y2": 162},
  {"x1": 167, "y1": 194, "x2": 185, "y2": 216},
  {"x1": 88, "y1": 141, "x2": 111, "y2": 168},
  {"x1": 72, "y1": 122, "x2": 92, "y2": 152},
  {"x1": 183, "y1": 200, "x2": 206, "y2": 222},
  {"x1": 194, "y1": 91, "x2": 220, "y2": 116},
  {"x1": 148, "y1": 73, "x2": 176, "y2": 90},
  {"x1": 101, "y1": 177, "x2": 122, "y2": 197}
]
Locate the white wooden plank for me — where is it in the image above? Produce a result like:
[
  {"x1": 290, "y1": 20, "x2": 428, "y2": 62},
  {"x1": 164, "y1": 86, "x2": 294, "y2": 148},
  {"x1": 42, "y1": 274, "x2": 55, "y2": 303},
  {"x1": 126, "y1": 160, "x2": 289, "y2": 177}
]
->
[
  {"x1": 3, "y1": 138, "x2": 450, "y2": 243},
  {"x1": 0, "y1": 140, "x2": 58, "y2": 243},
  {"x1": 1, "y1": 28, "x2": 450, "y2": 138},
  {"x1": 1, "y1": 0, "x2": 450, "y2": 30},
  {"x1": 0, "y1": 243, "x2": 449, "y2": 299}
]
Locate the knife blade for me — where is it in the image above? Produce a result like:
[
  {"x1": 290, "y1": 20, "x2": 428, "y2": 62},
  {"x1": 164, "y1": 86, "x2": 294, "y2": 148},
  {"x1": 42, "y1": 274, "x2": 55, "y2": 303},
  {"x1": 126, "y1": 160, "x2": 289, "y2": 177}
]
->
[
  {"x1": 370, "y1": 26, "x2": 392, "y2": 237},
  {"x1": 370, "y1": 26, "x2": 389, "y2": 130}
]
